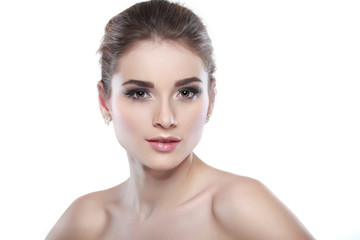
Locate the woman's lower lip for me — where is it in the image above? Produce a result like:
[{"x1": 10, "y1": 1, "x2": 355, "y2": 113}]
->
[{"x1": 147, "y1": 141, "x2": 180, "y2": 152}]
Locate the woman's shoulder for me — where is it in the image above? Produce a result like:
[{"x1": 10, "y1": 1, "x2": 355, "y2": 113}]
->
[
  {"x1": 211, "y1": 173, "x2": 274, "y2": 212},
  {"x1": 46, "y1": 185, "x2": 121, "y2": 240},
  {"x1": 210, "y1": 171, "x2": 314, "y2": 239}
]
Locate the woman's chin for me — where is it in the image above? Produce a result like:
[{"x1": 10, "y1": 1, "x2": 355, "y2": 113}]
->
[
  {"x1": 136, "y1": 154, "x2": 191, "y2": 174},
  {"x1": 142, "y1": 158, "x2": 184, "y2": 172}
]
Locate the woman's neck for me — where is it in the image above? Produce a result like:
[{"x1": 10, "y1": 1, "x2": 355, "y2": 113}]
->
[{"x1": 124, "y1": 152, "x2": 199, "y2": 220}]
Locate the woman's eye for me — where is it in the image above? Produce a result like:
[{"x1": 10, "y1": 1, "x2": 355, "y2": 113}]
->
[
  {"x1": 124, "y1": 89, "x2": 151, "y2": 100},
  {"x1": 135, "y1": 91, "x2": 146, "y2": 98},
  {"x1": 180, "y1": 90, "x2": 192, "y2": 97},
  {"x1": 177, "y1": 87, "x2": 201, "y2": 100}
]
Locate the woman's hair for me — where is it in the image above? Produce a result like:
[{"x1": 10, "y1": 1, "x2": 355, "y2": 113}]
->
[{"x1": 98, "y1": 0, "x2": 216, "y2": 98}]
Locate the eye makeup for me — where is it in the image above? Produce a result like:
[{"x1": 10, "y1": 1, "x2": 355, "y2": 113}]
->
[
  {"x1": 177, "y1": 85, "x2": 203, "y2": 100},
  {"x1": 123, "y1": 88, "x2": 152, "y2": 101},
  {"x1": 121, "y1": 81, "x2": 204, "y2": 102}
]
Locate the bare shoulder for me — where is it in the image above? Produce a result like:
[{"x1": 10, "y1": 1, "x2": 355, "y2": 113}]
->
[
  {"x1": 46, "y1": 186, "x2": 119, "y2": 240},
  {"x1": 212, "y1": 174, "x2": 314, "y2": 240}
]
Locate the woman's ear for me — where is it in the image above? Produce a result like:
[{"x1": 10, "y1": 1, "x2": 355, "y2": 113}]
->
[
  {"x1": 97, "y1": 81, "x2": 111, "y2": 118},
  {"x1": 207, "y1": 78, "x2": 216, "y2": 117}
]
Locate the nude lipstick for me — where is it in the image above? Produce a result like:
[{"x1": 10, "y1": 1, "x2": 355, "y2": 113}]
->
[{"x1": 146, "y1": 136, "x2": 181, "y2": 152}]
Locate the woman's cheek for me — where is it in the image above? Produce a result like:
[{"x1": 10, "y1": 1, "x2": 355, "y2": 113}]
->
[
  {"x1": 193, "y1": 98, "x2": 209, "y2": 125},
  {"x1": 111, "y1": 102, "x2": 138, "y2": 140},
  {"x1": 182, "y1": 101, "x2": 207, "y2": 133},
  {"x1": 114, "y1": 101, "x2": 152, "y2": 131}
]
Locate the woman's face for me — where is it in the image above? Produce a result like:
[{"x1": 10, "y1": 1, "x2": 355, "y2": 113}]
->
[{"x1": 103, "y1": 40, "x2": 214, "y2": 171}]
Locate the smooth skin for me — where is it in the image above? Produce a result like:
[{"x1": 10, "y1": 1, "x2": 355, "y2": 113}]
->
[{"x1": 46, "y1": 40, "x2": 314, "y2": 240}]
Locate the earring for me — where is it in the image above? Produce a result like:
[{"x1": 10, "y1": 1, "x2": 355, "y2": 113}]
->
[
  {"x1": 205, "y1": 115, "x2": 210, "y2": 124},
  {"x1": 104, "y1": 115, "x2": 111, "y2": 126}
]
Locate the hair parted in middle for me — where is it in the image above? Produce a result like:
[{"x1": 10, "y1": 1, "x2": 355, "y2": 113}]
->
[{"x1": 98, "y1": 0, "x2": 216, "y2": 98}]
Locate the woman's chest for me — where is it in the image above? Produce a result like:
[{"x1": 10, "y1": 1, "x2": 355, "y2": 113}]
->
[{"x1": 102, "y1": 196, "x2": 231, "y2": 239}]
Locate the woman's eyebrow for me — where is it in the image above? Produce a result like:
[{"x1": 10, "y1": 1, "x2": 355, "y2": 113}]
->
[
  {"x1": 121, "y1": 77, "x2": 201, "y2": 88},
  {"x1": 122, "y1": 79, "x2": 154, "y2": 88},
  {"x1": 175, "y1": 77, "x2": 202, "y2": 87}
]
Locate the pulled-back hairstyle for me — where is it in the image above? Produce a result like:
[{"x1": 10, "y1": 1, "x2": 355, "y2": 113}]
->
[{"x1": 98, "y1": 0, "x2": 216, "y2": 98}]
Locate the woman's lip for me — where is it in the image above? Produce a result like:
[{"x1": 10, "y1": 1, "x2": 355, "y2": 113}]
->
[
  {"x1": 146, "y1": 136, "x2": 181, "y2": 152},
  {"x1": 146, "y1": 136, "x2": 182, "y2": 142}
]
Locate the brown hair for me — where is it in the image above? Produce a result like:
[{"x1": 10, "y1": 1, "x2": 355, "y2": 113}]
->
[{"x1": 98, "y1": 0, "x2": 216, "y2": 98}]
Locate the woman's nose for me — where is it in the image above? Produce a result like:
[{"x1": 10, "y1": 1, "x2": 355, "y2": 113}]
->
[{"x1": 153, "y1": 100, "x2": 177, "y2": 129}]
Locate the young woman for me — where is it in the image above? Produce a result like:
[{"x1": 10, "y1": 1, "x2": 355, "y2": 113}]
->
[{"x1": 46, "y1": 0, "x2": 314, "y2": 239}]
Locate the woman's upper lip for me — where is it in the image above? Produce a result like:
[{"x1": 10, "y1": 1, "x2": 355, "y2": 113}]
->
[{"x1": 146, "y1": 136, "x2": 182, "y2": 142}]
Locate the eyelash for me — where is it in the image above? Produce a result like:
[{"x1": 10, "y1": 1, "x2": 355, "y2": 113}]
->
[
  {"x1": 177, "y1": 87, "x2": 202, "y2": 100},
  {"x1": 123, "y1": 88, "x2": 151, "y2": 101},
  {"x1": 123, "y1": 86, "x2": 202, "y2": 101}
]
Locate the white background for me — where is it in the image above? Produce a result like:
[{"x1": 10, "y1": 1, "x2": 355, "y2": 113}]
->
[{"x1": 0, "y1": 0, "x2": 359, "y2": 239}]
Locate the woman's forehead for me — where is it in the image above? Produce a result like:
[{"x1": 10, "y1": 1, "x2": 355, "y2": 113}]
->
[{"x1": 114, "y1": 40, "x2": 208, "y2": 85}]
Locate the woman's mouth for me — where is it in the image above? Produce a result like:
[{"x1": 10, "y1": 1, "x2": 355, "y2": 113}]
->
[{"x1": 146, "y1": 136, "x2": 181, "y2": 152}]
